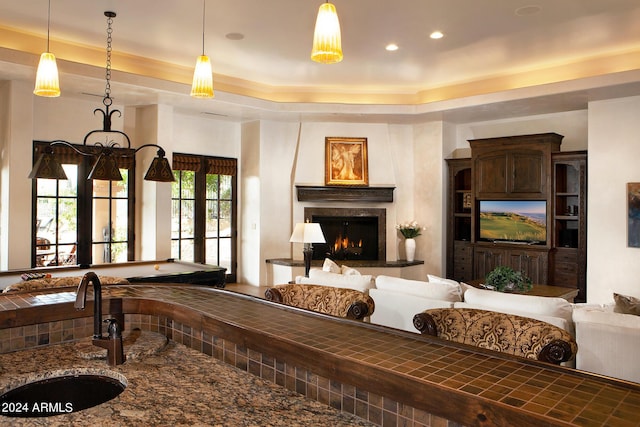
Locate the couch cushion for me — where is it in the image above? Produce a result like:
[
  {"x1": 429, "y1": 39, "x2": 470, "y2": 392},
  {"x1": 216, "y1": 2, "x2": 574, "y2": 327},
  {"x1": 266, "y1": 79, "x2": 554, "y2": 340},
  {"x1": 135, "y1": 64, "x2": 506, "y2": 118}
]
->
[
  {"x1": 375, "y1": 275, "x2": 462, "y2": 302},
  {"x1": 340, "y1": 264, "x2": 361, "y2": 276},
  {"x1": 297, "y1": 269, "x2": 374, "y2": 292},
  {"x1": 462, "y1": 287, "x2": 573, "y2": 324},
  {"x1": 613, "y1": 293, "x2": 640, "y2": 316},
  {"x1": 322, "y1": 258, "x2": 341, "y2": 274},
  {"x1": 369, "y1": 288, "x2": 454, "y2": 332}
]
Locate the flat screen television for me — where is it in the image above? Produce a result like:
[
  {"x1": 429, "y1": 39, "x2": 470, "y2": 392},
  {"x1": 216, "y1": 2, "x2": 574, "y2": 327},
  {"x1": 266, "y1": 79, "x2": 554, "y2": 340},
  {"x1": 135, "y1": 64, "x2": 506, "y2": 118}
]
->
[{"x1": 478, "y1": 200, "x2": 547, "y2": 244}]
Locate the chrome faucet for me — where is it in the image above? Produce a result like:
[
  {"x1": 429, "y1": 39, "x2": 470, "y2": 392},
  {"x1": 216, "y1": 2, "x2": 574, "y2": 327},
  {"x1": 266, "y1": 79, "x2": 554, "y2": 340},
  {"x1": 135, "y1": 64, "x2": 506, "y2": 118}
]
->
[{"x1": 74, "y1": 272, "x2": 125, "y2": 366}]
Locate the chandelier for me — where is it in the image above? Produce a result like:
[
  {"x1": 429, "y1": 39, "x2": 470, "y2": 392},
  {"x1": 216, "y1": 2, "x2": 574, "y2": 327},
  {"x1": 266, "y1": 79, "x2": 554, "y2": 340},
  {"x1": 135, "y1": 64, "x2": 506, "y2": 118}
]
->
[{"x1": 29, "y1": 11, "x2": 174, "y2": 182}]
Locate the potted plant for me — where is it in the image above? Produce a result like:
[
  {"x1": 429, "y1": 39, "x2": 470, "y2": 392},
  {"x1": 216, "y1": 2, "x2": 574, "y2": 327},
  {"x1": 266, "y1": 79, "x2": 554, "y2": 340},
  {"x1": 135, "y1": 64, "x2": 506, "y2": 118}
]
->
[{"x1": 484, "y1": 265, "x2": 532, "y2": 293}]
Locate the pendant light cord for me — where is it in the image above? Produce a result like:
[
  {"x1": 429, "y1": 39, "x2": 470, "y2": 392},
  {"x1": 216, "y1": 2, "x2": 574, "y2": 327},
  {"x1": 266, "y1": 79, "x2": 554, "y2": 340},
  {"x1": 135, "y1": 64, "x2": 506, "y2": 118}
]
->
[
  {"x1": 201, "y1": 0, "x2": 206, "y2": 55},
  {"x1": 46, "y1": 0, "x2": 51, "y2": 52}
]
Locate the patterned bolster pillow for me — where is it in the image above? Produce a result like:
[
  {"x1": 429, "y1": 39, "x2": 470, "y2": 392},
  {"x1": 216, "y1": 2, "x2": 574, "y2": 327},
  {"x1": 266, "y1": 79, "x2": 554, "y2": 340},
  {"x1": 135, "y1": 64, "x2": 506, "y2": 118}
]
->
[
  {"x1": 414, "y1": 308, "x2": 576, "y2": 365},
  {"x1": 265, "y1": 284, "x2": 375, "y2": 320}
]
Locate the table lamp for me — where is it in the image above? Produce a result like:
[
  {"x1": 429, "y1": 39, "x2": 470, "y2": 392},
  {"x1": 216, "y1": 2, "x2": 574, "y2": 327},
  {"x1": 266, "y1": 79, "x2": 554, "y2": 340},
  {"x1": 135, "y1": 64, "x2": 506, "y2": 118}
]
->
[{"x1": 289, "y1": 222, "x2": 326, "y2": 277}]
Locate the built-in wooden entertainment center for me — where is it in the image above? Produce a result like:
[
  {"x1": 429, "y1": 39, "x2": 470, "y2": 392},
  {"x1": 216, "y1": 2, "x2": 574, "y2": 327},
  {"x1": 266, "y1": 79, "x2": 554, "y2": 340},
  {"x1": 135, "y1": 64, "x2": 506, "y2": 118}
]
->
[{"x1": 446, "y1": 133, "x2": 587, "y2": 302}]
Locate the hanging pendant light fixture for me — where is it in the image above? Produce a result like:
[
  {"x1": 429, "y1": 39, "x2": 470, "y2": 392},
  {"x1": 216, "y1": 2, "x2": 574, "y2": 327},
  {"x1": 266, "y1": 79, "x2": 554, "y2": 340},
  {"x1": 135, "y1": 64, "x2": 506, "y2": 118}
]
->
[
  {"x1": 29, "y1": 11, "x2": 174, "y2": 183},
  {"x1": 34, "y1": 0, "x2": 60, "y2": 97},
  {"x1": 311, "y1": 2, "x2": 343, "y2": 64},
  {"x1": 191, "y1": 0, "x2": 214, "y2": 98}
]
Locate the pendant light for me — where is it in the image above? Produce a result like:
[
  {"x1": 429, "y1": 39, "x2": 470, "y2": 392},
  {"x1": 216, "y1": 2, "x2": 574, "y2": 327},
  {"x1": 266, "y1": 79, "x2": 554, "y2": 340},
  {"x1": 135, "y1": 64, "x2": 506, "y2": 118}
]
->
[
  {"x1": 34, "y1": 0, "x2": 60, "y2": 97},
  {"x1": 191, "y1": 0, "x2": 214, "y2": 98},
  {"x1": 311, "y1": 2, "x2": 343, "y2": 64}
]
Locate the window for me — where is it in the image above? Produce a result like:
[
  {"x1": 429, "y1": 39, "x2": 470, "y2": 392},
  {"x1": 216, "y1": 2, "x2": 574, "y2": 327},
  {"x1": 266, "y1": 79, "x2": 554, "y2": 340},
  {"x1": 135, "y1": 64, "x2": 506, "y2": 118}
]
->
[
  {"x1": 32, "y1": 141, "x2": 135, "y2": 267},
  {"x1": 171, "y1": 153, "x2": 237, "y2": 282}
]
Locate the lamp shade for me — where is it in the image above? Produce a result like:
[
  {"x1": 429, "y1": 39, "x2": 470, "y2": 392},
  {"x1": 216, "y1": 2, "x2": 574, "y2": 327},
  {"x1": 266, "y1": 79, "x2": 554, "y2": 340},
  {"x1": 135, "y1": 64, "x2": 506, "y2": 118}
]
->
[
  {"x1": 191, "y1": 55, "x2": 214, "y2": 98},
  {"x1": 34, "y1": 52, "x2": 60, "y2": 97},
  {"x1": 28, "y1": 151, "x2": 67, "y2": 179},
  {"x1": 144, "y1": 156, "x2": 176, "y2": 182},
  {"x1": 87, "y1": 153, "x2": 123, "y2": 181},
  {"x1": 289, "y1": 223, "x2": 326, "y2": 244},
  {"x1": 311, "y1": 2, "x2": 343, "y2": 64}
]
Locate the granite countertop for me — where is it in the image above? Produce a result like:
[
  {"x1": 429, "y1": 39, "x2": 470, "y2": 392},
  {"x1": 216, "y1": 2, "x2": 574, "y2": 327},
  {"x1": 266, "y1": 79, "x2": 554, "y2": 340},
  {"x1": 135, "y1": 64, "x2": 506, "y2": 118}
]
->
[{"x1": 0, "y1": 332, "x2": 374, "y2": 427}]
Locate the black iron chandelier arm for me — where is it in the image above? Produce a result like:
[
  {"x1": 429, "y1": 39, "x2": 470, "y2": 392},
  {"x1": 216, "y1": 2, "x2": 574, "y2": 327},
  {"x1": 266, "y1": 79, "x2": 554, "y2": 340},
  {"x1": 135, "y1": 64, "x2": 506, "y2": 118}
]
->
[{"x1": 134, "y1": 144, "x2": 167, "y2": 158}]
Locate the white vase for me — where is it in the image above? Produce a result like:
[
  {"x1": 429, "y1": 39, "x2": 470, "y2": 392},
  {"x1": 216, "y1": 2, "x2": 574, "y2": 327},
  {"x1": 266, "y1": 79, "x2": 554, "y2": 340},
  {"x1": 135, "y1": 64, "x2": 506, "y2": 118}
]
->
[{"x1": 405, "y1": 238, "x2": 416, "y2": 262}]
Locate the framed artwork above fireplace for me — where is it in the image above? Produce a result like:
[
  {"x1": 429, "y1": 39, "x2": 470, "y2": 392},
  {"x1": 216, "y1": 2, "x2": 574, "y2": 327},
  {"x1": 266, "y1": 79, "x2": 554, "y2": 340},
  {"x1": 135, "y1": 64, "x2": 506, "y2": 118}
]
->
[{"x1": 325, "y1": 137, "x2": 368, "y2": 186}]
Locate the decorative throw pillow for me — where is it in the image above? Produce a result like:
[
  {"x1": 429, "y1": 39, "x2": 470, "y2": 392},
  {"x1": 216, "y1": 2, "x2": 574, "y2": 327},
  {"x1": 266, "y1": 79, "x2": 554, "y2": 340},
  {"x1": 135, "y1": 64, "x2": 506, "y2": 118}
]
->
[
  {"x1": 375, "y1": 275, "x2": 462, "y2": 302},
  {"x1": 340, "y1": 264, "x2": 361, "y2": 276},
  {"x1": 613, "y1": 293, "x2": 640, "y2": 316},
  {"x1": 322, "y1": 258, "x2": 341, "y2": 274}
]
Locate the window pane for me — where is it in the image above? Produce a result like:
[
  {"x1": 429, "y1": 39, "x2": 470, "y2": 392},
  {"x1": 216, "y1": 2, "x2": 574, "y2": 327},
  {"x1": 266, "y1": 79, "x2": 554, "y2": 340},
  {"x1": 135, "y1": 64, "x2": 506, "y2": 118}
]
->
[
  {"x1": 181, "y1": 239, "x2": 195, "y2": 262},
  {"x1": 171, "y1": 240, "x2": 180, "y2": 259},
  {"x1": 181, "y1": 200, "x2": 195, "y2": 238},
  {"x1": 205, "y1": 238, "x2": 218, "y2": 265},
  {"x1": 112, "y1": 172, "x2": 128, "y2": 197},
  {"x1": 58, "y1": 198, "x2": 77, "y2": 245},
  {"x1": 111, "y1": 243, "x2": 128, "y2": 263},
  {"x1": 113, "y1": 199, "x2": 128, "y2": 242},
  {"x1": 219, "y1": 175, "x2": 232, "y2": 200},
  {"x1": 219, "y1": 238, "x2": 232, "y2": 270},
  {"x1": 58, "y1": 165, "x2": 78, "y2": 197},
  {"x1": 206, "y1": 174, "x2": 219, "y2": 199},
  {"x1": 171, "y1": 199, "x2": 181, "y2": 238},
  {"x1": 219, "y1": 201, "x2": 231, "y2": 237},
  {"x1": 181, "y1": 171, "x2": 195, "y2": 199},
  {"x1": 171, "y1": 171, "x2": 181, "y2": 198},
  {"x1": 93, "y1": 199, "x2": 111, "y2": 241},
  {"x1": 206, "y1": 200, "x2": 218, "y2": 238},
  {"x1": 36, "y1": 178, "x2": 57, "y2": 197},
  {"x1": 36, "y1": 198, "x2": 57, "y2": 242}
]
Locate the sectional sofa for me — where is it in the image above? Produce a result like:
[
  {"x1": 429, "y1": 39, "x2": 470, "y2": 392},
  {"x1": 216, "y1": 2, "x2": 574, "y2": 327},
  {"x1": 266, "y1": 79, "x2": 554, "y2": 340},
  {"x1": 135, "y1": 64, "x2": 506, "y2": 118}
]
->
[{"x1": 295, "y1": 261, "x2": 640, "y2": 384}]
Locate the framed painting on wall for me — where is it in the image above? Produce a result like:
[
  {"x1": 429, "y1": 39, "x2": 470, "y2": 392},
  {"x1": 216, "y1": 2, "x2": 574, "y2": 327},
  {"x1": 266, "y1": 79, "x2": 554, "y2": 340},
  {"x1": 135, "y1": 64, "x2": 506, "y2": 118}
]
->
[
  {"x1": 628, "y1": 182, "x2": 640, "y2": 248},
  {"x1": 325, "y1": 137, "x2": 368, "y2": 186}
]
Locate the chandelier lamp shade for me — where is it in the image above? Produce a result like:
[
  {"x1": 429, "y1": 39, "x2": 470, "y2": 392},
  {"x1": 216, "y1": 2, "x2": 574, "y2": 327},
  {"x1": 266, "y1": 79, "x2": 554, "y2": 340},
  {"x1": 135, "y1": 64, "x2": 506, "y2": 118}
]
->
[
  {"x1": 34, "y1": 0, "x2": 60, "y2": 97},
  {"x1": 311, "y1": 2, "x2": 343, "y2": 64},
  {"x1": 28, "y1": 11, "x2": 175, "y2": 183},
  {"x1": 289, "y1": 221, "x2": 326, "y2": 277},
  {"x1": 191, "y1": 0, "x2": 214, "y2": 98}
]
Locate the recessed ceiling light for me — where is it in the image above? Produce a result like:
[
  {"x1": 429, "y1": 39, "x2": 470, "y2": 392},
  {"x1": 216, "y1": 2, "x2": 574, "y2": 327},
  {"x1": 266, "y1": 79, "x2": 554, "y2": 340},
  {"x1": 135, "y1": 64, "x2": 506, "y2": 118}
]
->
[
  {"x1": 385, "y1": 43, "x2": 399, "y2": 52},
  {"x1": 515, "y1": 5, "x2": 541, "y2": 16},
  {"x1": 225, "y1": 32, "x2": 245, "y2": 40},
  {"x1": 430, "y1": 31, "x2": 444, "y2": 40}
]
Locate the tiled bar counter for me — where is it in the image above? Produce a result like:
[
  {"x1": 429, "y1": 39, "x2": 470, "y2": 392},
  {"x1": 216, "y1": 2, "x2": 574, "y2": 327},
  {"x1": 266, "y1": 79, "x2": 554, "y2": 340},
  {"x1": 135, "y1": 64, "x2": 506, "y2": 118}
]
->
[{"x1": 1, "y1": 285, "x2": 640, "y2": 426}]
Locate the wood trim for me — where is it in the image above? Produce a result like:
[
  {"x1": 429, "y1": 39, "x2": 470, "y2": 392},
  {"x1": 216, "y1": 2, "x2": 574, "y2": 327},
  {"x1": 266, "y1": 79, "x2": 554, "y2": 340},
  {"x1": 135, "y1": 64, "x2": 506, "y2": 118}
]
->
[{"x1": 296, "y1": 185, "x2": 394, "y2": 202}]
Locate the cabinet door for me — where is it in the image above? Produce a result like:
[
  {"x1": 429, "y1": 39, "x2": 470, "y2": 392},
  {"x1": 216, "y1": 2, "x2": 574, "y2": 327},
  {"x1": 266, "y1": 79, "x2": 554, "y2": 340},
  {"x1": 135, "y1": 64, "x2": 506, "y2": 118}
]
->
[
  {"x1": 511, "y1": 151, "x2": 544, "y2": 194},
  {"x1": 475, "y1": 154, "x2": 507, "y2": 195},
  {"x1": 508, "y1": 249, "x2": 549, "y2": 284},
  {"x1": 473, "y1": 246, "x2": 506, "y2": 280}
]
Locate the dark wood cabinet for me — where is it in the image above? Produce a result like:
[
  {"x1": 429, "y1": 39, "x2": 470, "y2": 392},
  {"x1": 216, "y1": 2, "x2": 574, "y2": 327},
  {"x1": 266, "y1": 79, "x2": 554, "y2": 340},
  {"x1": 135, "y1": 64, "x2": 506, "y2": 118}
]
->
[
  {"x1": 446, "y1": 158, "x2": 473, "y2": 282},
  {"x1": 445, "y1": 134, "x2": 587, "y2": 300},
  {"x1": 471, "y1": 133, "x2": 561, "y2": 199},
  {"x1": 474, "y1": 244, "x2": 548, "y2": 284},
  {"x1": 551, "y1": 151, "x2": 587, "y2": 301}
]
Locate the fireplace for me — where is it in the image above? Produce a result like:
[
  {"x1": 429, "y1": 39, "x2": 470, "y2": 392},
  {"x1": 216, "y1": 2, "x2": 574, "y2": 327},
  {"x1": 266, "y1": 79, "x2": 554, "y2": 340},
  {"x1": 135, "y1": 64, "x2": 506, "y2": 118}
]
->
[{"x1": 304, "y1": 208, "x2": 386, "y2": 261}]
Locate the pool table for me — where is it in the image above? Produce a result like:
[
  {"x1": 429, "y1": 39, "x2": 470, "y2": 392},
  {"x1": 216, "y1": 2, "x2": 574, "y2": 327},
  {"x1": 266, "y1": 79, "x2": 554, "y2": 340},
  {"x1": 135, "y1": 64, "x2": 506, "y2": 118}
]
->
[{"x1": 0, "y1": 259, "x2": 226, "y2": 290}]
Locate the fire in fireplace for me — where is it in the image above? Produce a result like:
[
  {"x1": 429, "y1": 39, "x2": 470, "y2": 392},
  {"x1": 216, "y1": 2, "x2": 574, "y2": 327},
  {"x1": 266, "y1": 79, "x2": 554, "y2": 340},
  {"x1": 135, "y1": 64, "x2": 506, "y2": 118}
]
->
[{"x1": 304, "y1": 208, "x2": 386, "y2": 261}]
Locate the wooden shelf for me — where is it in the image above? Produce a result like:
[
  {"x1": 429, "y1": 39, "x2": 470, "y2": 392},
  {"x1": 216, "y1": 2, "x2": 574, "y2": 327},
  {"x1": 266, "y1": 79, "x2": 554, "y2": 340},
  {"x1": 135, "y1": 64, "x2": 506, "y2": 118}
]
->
[{"x1": 296, "y1": 186, "x2": 395, "y2": 203}]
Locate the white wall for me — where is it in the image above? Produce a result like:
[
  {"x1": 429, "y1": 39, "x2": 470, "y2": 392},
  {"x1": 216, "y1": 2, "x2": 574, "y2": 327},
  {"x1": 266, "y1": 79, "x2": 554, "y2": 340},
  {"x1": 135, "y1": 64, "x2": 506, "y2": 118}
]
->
[
  {"x1": 587, "y1": 96, "x2": 640, "y2": 303},
  {"x1": 0, "y1": 80, "x2": 33, "y2": 270},
  {"x1": 456, "y1": 110, "x2": 588, "y2": 151}
]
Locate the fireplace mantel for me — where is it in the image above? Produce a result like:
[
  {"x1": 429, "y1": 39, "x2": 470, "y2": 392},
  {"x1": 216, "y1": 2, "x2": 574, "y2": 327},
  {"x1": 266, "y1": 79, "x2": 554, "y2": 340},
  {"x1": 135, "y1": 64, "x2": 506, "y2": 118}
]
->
[{"x1": 296, "y1": 186, "x2": 395, "y2": 203}]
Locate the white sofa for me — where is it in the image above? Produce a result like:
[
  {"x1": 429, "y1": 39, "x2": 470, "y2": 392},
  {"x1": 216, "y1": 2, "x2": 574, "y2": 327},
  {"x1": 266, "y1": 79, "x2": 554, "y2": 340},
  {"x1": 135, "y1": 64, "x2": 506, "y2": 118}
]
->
[
  {"x1": 294, "y1": 263, "x2": 640, "y2": 383},
  {"x1": 572, "y1": 304, "x2": 640, "y2": 383}
]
